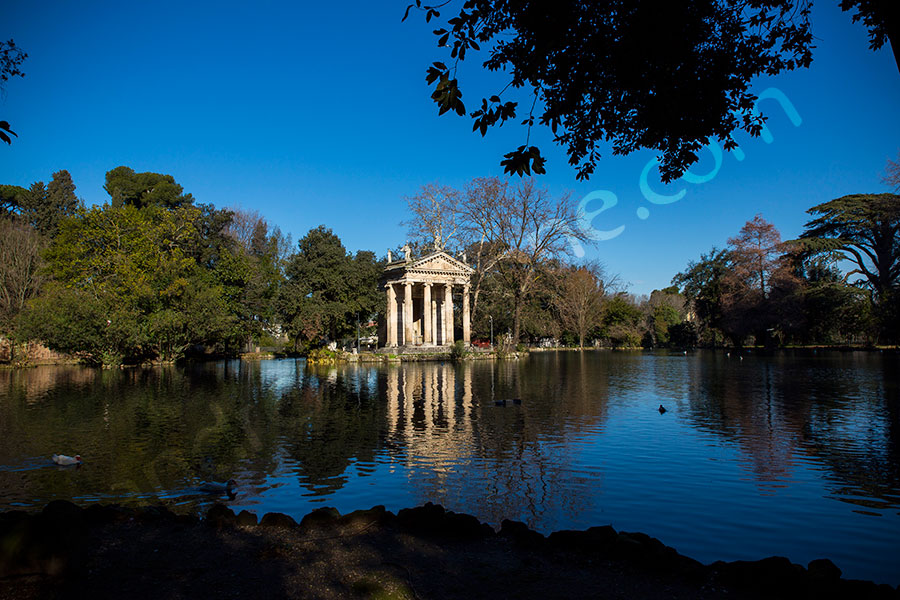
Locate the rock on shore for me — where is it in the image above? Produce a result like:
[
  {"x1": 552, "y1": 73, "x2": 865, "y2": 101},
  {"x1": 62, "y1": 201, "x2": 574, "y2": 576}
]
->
[{"x1": 1, "y1": 500, "x2": 897, "y2": 599}]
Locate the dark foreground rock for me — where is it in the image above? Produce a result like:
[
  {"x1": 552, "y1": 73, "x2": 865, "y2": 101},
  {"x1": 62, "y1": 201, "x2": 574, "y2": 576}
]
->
[{"x1": 1, "y1": 501, "x2": 897, "y2": 600}]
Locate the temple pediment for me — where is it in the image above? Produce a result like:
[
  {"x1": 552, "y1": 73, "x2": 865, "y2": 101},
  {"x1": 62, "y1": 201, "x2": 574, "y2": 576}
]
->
[{"x1": 407, "y1": 252, "x2": 475, "y2": 275}]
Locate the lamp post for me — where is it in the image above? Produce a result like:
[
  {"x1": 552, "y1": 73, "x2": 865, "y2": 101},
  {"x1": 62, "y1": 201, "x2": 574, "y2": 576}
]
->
[
  {"x1": 356, "y1": 313, "x2": 360, "y2": 351},
  {"x1": 489, "y1": 315, "x2": 493, "y2": 349}
]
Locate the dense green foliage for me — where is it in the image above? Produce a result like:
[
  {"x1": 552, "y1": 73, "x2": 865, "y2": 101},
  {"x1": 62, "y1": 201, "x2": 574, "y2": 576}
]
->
[
  {"x1": 18, "y1": 202, "x2": 236, "y2": 364},
  {"x1": 104, "y1": 166, "x2": 195, "y2": 210},
  {"x1": 1, "y1": 170, "x2": 80, "y2": 235},
  {"x1": 2, "y1": 168, "x2": 382, "y2": 365},
  {"x1": 277, "y1": 226, "x2": 383, "y2": 351}
]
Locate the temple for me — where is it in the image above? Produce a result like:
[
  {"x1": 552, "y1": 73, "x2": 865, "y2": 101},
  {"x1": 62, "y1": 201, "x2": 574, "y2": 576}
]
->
[{"x1": 379, "y1": 245, "x2": 474, "y2": 350}]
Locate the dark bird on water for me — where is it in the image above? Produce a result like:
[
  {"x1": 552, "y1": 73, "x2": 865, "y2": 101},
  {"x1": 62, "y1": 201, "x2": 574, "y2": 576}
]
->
[
  {"x1": 512, "y1": 398, "x2": 522, "y2": 405},
  {"x1": 198, "y1": 479, "x2": 238, "y2": 499},
  {"x1": 494, "y1": 399, "x2": 507, "y2": 407},
  {"x1": 658, "y1": 405, "x2": 667, "y2": 414}
]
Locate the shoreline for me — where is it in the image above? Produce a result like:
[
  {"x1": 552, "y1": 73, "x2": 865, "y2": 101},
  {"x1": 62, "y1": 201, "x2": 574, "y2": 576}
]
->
[
  {"x1": 1, "y1": 501, "x2": 896, "y2": 599},
  {"x1": 3, "y1": 344, "x2": 898, "y2": 369}
]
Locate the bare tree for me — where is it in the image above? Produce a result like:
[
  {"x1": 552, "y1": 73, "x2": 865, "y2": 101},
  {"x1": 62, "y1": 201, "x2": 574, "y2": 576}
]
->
[
  {"x1": 0, "y1": 219, "x2": 45, "y2": 336},
  {"x1": 552, "y1": 261, "x2": 610, "y2": 348},
  {"x1": 404, "y1": 178, "x2": 505, "y2": 322},
  {"x1": 883, "y1": 152, "x2": 900, "y2": 192},
  {"x1": 402, "y1": 183, "x2": 461, "y2": 253},
  {"x1": 460, "y1": 177, "x2": 509, "y2": 322},
  {"x1": 459, "y1": 178, "x2": 592, "y2": 345},
  {"x1": 225, "y1": 208, "x2": 265, "y2": 253},
  {"x1": 727, "y1": 214, "x2": 784, "y2": 298}
]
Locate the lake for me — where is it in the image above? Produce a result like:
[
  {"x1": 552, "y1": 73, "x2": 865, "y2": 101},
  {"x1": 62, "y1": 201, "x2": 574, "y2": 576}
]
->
[{"x1": 1, "y1": 350, "x2": 898, "y2": 585}]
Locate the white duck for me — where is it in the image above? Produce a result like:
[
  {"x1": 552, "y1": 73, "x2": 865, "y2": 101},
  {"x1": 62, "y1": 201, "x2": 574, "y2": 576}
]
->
[{"x1": 52, "y1": 453, "x2": 82, "y2": 465}]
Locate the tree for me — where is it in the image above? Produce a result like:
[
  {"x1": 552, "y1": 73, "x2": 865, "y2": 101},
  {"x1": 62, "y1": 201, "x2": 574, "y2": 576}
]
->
[
  {"x1": 602, "y1": 294, "x2": 646, "y2": 348},
  {"x1": 403, "y1": 183, "x2": 462, "y2": 253},
  {"x1": 224, "y1": 209, "x2": 290, "y2": 348},
  {"x1": 17, "y1": 170, "x2": 81, "y2": 236},
  {"x1": 104, "y1": 166, "x2": 194, "y2": 210},
  {"x1": 884, "y1": 152, "x2": 900, "y2": 192},
  {"x1": 278, "y1": 226, "x2": 382, "y2": 349},
  {"x1": 646, "y1": 287, "x2": 687, "y2": 346},
  {"x1": 519, "y1": 272, "x2": 562, "y2": 343},
  {"x1": 552, "y1": 262, "x2": 609, "y2": 348},
  {"x1": 728, "y1": 214, "x2": 784, "y2": 298},
  {"x1": 668, "y1": 321, "x2": 699, "y2": 348},
  {"x1": 0, "y1": 184, "x2": 27, "y2": 216},
  {"x1": 18, "y1": 283, "x2": 123, "y2": 364},
  {"x1": 0, "y1": 39, "x2": 27, "y2": 145},
  {"x1": 673, "y1": 247, "x2": 732, "y2": 344},
  {"x1": 459, "y1": 178, "x2": 508, "y2": 322},
  {"x1": 787, "y1": 256, "x2": 875, "y2": 343},
  {"x1": 840, "y1": 0, "x2": 900, "y2": 74},
  {"x1": 794, "y1": 192, "x2": 900, "y2": 341},
  {"x1": 456, "y1": 178, "x2": 590, "y2": 344},
  {"x1": 405, "y1": 1, "x2": 814, "y2": 181},
  {"x1": 403, "y1": 178, "x2": 506, "y2": 323},
  {"x1": 20, "y1": 203, "x2": 235, "y2": 364},
  {"x1": 795, "y1": 194, "x2": 900, "y2": 300},
  {"x1": 674, "y1": 248, "x2": 755, "y2": 347},
  {"x1": 718, "y1": 215, "x2": 792, "y2": 346},
  {"x1": 0, "y1": 219, "x2": 44, "y2": 336}
]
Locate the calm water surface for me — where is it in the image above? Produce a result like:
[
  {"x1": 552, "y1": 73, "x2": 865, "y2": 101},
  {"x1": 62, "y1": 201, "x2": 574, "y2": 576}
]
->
[{"x1": 1, "y1": 351, "x2": 898, "y2": 584}]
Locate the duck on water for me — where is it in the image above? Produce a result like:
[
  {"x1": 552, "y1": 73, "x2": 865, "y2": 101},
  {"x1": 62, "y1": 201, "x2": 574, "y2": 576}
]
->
[
  {"x1": 51, "y1": 454, "x2": 82, "y2": 466},
  {"x1": 196, "y1": 479, "x2": 238, "y2": 499}
]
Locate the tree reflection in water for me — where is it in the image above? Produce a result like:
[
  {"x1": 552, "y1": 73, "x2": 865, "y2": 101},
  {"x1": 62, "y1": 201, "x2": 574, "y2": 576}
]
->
[{"x1": 682, "y1": 351, "x2": 900, "y2": 510}]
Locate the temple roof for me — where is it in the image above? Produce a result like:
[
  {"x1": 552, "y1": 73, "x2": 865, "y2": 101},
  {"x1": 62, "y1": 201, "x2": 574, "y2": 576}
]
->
[{"x1": 383, "y1": 251, "x2": 474, "y2": 284}]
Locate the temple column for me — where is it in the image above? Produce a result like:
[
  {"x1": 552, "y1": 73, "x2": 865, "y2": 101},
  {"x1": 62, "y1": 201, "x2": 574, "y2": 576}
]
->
[
  {"x1": 386, "y1": 284, "x2": 397, "y2": 347},
  {"x1": 423, "y1": 283, "x2": 433, "y2": 345},
  {"x1": 444, "y1": 283, "x2": 454, "y2": 344},
  {"x1": 432, "y1": 294, "x2": 439, "y2": 345},
  {"x1": 462, "y1": 284, "x2": 471, "y2": 344},
  {"x1": 404, "y1": 282, "x2": 413, "y2": 346}
]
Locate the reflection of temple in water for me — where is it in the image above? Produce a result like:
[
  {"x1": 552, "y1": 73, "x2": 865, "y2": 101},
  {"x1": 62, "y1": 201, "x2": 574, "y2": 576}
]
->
[
  {"x1": 381, "y1": 360, "x2": 601, "y2": 529},
  {"x1": 385, "y1": 362, "x2": 476, "y2": 450}
]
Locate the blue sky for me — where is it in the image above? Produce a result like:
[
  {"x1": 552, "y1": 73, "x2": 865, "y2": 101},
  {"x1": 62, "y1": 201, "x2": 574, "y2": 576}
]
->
[{"x1": 2, "y1": 1, "x2": 898, "y2": 295}]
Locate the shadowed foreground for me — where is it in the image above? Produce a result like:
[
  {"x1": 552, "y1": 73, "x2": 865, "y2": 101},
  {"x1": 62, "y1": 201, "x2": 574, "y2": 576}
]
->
[{"x1": 1, "y1": 501, "x2": 897, "y2": 600}]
